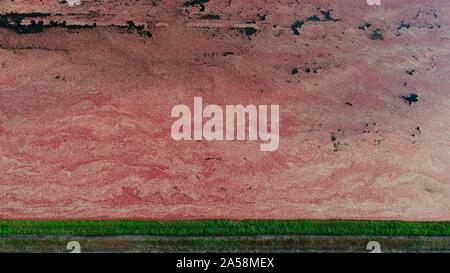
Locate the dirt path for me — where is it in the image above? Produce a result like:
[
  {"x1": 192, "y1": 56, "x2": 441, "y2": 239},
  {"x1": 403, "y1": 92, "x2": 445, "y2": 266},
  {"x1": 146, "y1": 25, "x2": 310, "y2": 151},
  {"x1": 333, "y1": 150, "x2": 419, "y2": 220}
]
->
[{"x1": 1, "y1": 235, "x2": 449, "y2": 253}]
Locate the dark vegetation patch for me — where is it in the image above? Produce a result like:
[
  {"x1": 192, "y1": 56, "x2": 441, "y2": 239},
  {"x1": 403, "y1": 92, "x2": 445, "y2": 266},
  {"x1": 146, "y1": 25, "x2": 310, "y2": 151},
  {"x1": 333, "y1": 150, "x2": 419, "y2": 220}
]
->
[
  {"x1": 0, "y1": 12, "x2": 96, "y2": 34},
  {"x1": 369, "y1": 30, "x2": 384, "y2": 40},
  {"x1": 419, "y1": 23, "x2": 441, "y2": 29},
  {"x1": 307, "y1": 15, "x2": 320, "y2": 22},
  {"x1": 361, "y1": 122, "x2": 377, "y2": 134},
  {"x1": 122, "y1": 21, "x2": 152, "y2": 37},
  {"x1": 303, "y1": 67, "x2": 319, "y2": 73},
  {"x1": 0, "y1": 12, "x2": 50, "y2": 21},
  {"x1": 294, "y1": 61, "x2": 340, "y2": 75},
  {"x1": 394, "y1": 21, "x2": 410, "y2": 36},
  {"x1": 319, "y1": 9, "x2": 340, "y2": 22},
  {"x1": 0, "y1": 13, "x2": 151, "y2": 37},
  {"x1": 395, "y1": 21, "x2": 441, "y2": 36},
  {"x1": 401, "y1": 93, "x2": 418, "y2": 105},
  {"x1": 358, "y1": 22, "x2": 372, "y2": 30},
  {"x1": 3, "y1": 20, "x2": 95, "y2": 34},
  {"x1": 200, "y1": 14, "x2": 220, "y2": 20},
  {"x1": 205, "y1": 157, "x2": 222, "y2": 161},
  {"x1": 291, "y1": 20, "x2": 304, "y2": 35},
  {"x1": 357, "y1": 23, "x2": 384, "y2": 41},
  {"x1": 237, "y1": 27, "x2": 258, "y2": 36},
  {"x1": 345, "y1": 102, "x2": 353, "y2": 106},
  {"x1": 330, "y1": 132, "x2": 342, "y2": 152},
  {"x1": 183, "y1": 0, "x2": 209, "y2": 12},
  {"x1": 257, "y1": 14, "x2": 267, "y2": 21},
  {"x1": 410, "y1": 127, "x2": 422, "y2": 144},
  {"x1": 291, "y1": 67, "x2": 299, "y2": 75},
  {"x1": 332, "y1": 138, "x2": 339, "y2": 151},
  {"x1": 410, "y1": 126, "x2": 422, "y2": 138},
  {"x1": 204, "y1": 51, "x2": 234, "y2": 57},
  {"x1": 407, "y1": 69, "x2": 416, "y2": 75},
  {"x1": 356, "y1": 123, "x2": 384, "y2": 146},
  {"x1": 397, "y1": 21, "x2": 411, "y2": 31},
  {"x1": 291, "y1": 9, "x2": 339, "y2": 36},
  {"x1": 330, "y1": 128, "x2": 351, "y2": 152}
]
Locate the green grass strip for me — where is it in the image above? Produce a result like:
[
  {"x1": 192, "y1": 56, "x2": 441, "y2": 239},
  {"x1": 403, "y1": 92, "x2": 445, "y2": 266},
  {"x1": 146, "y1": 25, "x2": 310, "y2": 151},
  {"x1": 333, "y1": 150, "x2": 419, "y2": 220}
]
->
[{"x1": 0, "y1": 220, "x2": 449, "y2": 236}]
